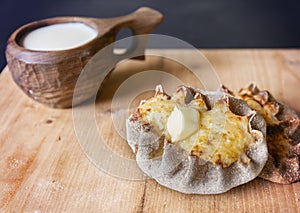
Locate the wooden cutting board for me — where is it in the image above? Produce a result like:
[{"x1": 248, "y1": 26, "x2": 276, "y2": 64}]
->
[{"x1": 0, "y1": 49, "x2": 299, "y2": 212}]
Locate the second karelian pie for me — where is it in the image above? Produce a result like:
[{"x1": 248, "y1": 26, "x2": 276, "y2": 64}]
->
[{"x1": 230, "y1": 84, "x2": 300, "y2": 184}]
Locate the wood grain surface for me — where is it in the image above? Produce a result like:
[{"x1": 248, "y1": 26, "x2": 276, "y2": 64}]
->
[{"x1": 0, "y1": 49, "x2": 299, "y2": 212}]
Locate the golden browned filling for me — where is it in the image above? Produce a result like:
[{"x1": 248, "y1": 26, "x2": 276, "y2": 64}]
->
[
  {"x1": 136, "y1": 93, "x2": 255, "y2": 168},
  {"x1": 138, "y1": 96, "x2": 174, "y2": 133},
  {"x1": 177, "y1": 100, "x2": 254, "y2": 167}
]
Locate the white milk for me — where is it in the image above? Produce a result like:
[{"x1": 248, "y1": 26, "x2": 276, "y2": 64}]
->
[{"x1": 22, "y1": 22, "x2": 97, "y2": 51}]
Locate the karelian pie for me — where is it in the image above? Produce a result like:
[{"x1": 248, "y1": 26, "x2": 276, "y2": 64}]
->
[
  {"x1": 126, "y1": 85, "x2": 268, "y2": 194},
  {"x1": 222, "y1": 84, "x2": 300, "y2": 184}
]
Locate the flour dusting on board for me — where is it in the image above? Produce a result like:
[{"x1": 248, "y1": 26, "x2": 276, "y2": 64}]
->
[{"x1": 37, "y1": 179, "x2": 64, "y2": 192}]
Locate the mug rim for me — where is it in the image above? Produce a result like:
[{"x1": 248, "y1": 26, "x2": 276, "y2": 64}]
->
[
  {"x1": 12, "y1": 16, "x2": 101, "y2": 53},
  {"x1": 5, "y1": 16, "x2": 106, "y2": 64}
]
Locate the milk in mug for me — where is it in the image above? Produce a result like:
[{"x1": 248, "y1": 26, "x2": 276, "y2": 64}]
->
[{"x1": 22, "y1": 22, "x2": 97, "y2": 51}]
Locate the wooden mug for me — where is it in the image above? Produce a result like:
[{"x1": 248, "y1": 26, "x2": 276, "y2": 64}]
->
[{"x1": 5, "y1": 7, "x2": 163, "y2": 108}]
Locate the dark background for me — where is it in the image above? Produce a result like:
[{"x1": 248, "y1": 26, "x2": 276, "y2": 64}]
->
[{"x1": 1, "y1": 0, "x2": 300, "y2": 70}]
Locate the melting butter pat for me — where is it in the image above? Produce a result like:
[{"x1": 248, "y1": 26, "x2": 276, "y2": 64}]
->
[{"x1": 167, "y1": 105, "x2": 199, "y2": 142}]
